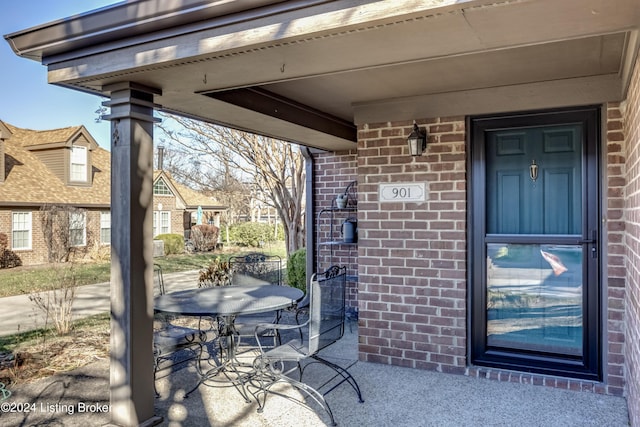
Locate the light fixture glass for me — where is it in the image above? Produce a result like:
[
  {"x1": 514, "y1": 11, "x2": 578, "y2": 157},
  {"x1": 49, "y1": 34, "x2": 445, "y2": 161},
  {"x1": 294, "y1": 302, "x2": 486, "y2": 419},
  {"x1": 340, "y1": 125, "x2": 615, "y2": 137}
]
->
[{"x1": 407, "y1": 122, "x2": 427, "y2": 156}]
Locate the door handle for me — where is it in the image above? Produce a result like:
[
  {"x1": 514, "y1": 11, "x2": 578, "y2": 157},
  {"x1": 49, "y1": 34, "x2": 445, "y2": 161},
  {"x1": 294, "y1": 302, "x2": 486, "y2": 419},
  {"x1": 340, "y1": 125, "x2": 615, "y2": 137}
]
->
[
  {"x1": 577, "y1": 230, "x2": 597, "y2": 245},
  {"x1": 577, "y1": 230, "x2": 598, "y2": 258}
]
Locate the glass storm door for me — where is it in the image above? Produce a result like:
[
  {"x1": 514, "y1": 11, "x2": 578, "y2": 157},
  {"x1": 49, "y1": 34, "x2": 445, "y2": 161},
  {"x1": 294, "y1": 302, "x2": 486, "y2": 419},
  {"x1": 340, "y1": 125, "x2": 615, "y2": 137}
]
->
[{"x1": 470, "y1": 108, "x2": 600, "y2": 379}]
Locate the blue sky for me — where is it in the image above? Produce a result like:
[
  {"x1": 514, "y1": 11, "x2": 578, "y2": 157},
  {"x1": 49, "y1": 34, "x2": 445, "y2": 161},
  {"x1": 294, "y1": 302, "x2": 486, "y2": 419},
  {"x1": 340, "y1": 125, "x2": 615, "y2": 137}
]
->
[{"x1": 1, "y1": 1, "x2": 122, "y2": 149}]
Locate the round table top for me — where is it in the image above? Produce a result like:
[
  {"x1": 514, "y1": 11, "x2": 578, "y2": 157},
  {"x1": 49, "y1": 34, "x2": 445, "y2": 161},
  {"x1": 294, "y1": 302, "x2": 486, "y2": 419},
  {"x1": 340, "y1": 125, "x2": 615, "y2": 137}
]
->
[{"x1": 154, "y1": 284, "x2": 304, "y2": 317}]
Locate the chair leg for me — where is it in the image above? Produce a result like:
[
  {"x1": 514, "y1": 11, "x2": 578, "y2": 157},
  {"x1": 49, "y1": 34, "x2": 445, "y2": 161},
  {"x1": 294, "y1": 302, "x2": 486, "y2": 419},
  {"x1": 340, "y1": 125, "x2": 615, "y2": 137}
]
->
[
  {"x1": 260, "y1": 375, "x2": 337, "y2": 426},
  {"x1": 303, "y1": 355, "x2": 364, "y2": 403},
  {"x1": 249, "y1": 358, "x2": 337, "y2": 426},
  {"x1": 157, "y1": 334, "x2": 209, "y2": 399}
]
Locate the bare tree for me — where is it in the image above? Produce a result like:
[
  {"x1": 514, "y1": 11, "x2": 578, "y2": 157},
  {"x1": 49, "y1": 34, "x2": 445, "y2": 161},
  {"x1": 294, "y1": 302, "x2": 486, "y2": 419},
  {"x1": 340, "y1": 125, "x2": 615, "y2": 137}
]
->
[
  {"x1": 157, "y1": 115, "x2": 305, "y2": 255},
  {"x1": 156, "y1": 144, "x2": 252, "y2": 240},
  {"x1": 41, "y1": 205, "x2": 93, "y2": 263}
]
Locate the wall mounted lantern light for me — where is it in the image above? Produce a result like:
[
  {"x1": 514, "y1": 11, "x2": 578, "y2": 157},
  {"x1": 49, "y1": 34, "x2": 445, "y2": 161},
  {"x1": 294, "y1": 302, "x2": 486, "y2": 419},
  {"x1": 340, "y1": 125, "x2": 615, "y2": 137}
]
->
[{"x1": 407, "y1": 122, "x2": 427, "y2": 156}]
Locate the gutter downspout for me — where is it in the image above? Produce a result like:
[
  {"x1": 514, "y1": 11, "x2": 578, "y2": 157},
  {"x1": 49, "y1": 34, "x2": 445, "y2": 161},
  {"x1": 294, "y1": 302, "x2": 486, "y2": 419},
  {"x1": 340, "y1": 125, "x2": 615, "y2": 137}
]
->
[{"x1": 302, "y1": 146, "x2": 316, "y2": 291}]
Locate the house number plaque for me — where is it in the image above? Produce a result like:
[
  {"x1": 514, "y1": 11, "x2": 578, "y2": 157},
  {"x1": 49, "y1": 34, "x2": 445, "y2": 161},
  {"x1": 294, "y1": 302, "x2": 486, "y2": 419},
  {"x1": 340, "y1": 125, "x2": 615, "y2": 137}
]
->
[{"x1": 379, "y1": 182, "x2": 427, "y2": 202}]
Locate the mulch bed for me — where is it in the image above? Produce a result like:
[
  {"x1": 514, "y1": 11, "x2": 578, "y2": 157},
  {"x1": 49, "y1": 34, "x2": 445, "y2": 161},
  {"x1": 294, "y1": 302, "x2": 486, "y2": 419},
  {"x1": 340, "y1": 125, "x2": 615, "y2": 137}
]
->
[{"x1": 0, "y1": 329, "x2": 109, "y2": 386}]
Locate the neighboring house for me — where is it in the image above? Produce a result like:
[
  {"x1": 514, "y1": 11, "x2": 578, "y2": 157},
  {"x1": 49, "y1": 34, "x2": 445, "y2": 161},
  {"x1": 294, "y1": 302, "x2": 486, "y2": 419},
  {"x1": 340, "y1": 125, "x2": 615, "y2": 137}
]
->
[
  {"x1": 0, "y1": 121, "x2": 225, "y2": 265},
  {"x1": 6, "y1": 2, "x2": 640, "y2": 426},
  {"x1": 152, "y1": 169, "x2": 226, "y2": 239},
  {"x1": 0, "y1": 121, "x2": 110, "y2": 266}
]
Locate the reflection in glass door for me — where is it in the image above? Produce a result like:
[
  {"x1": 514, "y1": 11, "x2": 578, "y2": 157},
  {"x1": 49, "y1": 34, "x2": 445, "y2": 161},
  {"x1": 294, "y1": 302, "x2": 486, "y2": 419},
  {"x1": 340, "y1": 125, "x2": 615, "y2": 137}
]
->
[
  {"x1": 487, "y1": 244, "x2": 583, "y2": 356},
  {"x1": 471, "y1": 108, "x2": 600, "y2": 380}
]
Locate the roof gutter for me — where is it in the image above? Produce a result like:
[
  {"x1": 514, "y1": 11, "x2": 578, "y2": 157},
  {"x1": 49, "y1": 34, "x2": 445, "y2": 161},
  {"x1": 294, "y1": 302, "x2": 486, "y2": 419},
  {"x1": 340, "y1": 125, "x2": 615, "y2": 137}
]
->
[
  {"x1": 301, "y1": 146, "x2": 316, "y2": 288},
  {"x1": 0, "y1": 202, "x2": 111, "y2": 209},
  {"x1": 3, "y1": 0, "x2": 333, "y2": 64}
]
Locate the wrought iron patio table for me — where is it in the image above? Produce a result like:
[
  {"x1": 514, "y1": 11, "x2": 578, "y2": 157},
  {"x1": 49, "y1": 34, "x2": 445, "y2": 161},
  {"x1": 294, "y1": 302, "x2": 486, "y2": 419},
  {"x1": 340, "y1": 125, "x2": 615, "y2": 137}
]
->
[{"x1": 154, "y1": 284, "x2": 304, "y2": 398}]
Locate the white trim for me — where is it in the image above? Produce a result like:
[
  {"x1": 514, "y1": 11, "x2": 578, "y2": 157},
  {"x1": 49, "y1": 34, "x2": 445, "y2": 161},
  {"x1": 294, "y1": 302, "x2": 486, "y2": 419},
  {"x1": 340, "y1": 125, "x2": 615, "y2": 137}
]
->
[
  {"x1": 153, "y1": 178, "x2": 173, "y2": 196},
  {"x1": 70, "y1": 145, "x2": 88, "y2": 182},
  {"x1": 153, "y1": 211, "x2": 171, "y2": 237},
  {"x1": 11, "y1": 211, "x2": 32, "y2": 251},
  {"x1": 69, "y1": 211, "x2": 87, "y2": 247},
  {"x1": 100, "y1": 211, "x2": 111, "y2": 245}
]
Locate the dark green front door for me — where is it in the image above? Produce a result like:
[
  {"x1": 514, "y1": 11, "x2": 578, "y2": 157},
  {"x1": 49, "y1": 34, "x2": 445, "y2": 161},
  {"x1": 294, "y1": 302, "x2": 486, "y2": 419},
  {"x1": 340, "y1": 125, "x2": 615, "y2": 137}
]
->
[{"x1": 470, "y1": 108, "x2": 600, "y2": 379}]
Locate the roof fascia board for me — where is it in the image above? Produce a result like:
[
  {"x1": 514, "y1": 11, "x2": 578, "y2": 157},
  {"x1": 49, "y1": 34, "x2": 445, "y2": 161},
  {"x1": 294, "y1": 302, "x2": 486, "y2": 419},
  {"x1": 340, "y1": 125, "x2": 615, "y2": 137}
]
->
[
  {"x1": 0, "y1": 201, "x2": 111, "y2": 209},
  {"x1": 4, "y1": 0, "x2": 332, "y2": 62},
  {"x1": 25, "y1": 142, "x2": 69, "y2": 151},
  {"x1": 185, "y1": 204, "x2": 228, "y2": 210},
  {"x1": 8, "y1": 0, "x2": 482, "y2": 67}
]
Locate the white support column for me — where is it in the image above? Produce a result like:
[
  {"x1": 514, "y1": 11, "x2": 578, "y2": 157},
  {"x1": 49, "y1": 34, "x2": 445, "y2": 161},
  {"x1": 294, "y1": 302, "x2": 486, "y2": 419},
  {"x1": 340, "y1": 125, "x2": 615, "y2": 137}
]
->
[{"x1": 102, "y1": 82, "x2": 162, "y2": 427}]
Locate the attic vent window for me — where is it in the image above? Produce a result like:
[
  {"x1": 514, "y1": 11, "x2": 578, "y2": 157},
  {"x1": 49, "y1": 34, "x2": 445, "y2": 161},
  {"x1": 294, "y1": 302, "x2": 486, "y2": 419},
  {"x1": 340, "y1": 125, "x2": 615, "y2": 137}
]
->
[
  {"x1": 70, "y1": 146, "x2": 87, "y2": 181},
  {"x1": 153, "y1": 179, "x2": 172, "y2": 196}
]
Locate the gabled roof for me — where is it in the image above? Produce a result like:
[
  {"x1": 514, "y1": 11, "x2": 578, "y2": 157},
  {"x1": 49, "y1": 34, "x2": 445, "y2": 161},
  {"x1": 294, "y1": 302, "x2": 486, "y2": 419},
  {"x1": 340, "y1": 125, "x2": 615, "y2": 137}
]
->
[
  {"x1": 20, "y1": 125, "x2": 100, "y2": 151},
  {"x1": 153, "y1": 170, "x2": 225, "y2": 210},
  {"x1": 0, "y1": 121, "x2": 110, "y2": 207},
  {"x1": 0, "y1": 121, "x2": 227, "y2": 210}
]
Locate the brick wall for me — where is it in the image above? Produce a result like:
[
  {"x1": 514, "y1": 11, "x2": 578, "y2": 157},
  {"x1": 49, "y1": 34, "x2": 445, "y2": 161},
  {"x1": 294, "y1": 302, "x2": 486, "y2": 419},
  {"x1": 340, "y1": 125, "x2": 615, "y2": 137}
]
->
[
  {"x1": 153, "y1": 194, "x2": 186, "y2": 239},
  {"x1": 315, "y1": 111, "x2": 631, "y2": 399},
  {"x1": 605, "y1": 103, "x2": 628, "y2": 397},
  {"x1": 623, "y1": 54, "x2": 640, "y2": 427},
  {"x1": 0, "y1": 208, "x2": 49, "y2": 265},
  {"x1": 1, "y1": 196, "x2": 186, "y2": 267},
  {"x1": 313, "y1": 150, "x2": 358, "y2": 307},
  {"x1": 0, "y1": 208, "x2": 109, "y2": 266},
  {"x1": 356, "y1": 118, "x2": 467, "y2": 372}
]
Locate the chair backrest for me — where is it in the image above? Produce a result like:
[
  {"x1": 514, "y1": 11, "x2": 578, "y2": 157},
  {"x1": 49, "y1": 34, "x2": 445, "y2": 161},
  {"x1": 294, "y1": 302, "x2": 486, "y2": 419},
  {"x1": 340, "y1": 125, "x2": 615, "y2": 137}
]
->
[
  {"x1": 308, "y1": 265, "x2": 347, "y2": 355},
  {"x1": 229, "y1": 252, "x2": 282, "y2": 285}
]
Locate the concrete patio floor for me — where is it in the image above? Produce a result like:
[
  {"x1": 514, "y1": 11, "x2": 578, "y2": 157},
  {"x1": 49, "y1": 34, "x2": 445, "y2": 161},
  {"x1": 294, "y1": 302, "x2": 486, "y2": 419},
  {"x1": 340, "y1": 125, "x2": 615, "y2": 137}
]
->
[{"x1": 1, "y1": 317, "x2": 629, "y2": 427}]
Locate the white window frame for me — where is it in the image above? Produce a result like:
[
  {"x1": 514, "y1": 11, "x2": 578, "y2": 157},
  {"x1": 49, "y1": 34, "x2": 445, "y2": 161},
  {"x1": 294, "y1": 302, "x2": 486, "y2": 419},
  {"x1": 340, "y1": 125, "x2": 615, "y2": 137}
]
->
[
  {"x1": 69, "y1": 211, "x2": 87, "y2": 247},
  {"x1": 12, "y1": 211, "x2": 32, "y2": 250},
  {"x1": 100, "y1": 211, "x2": 111, "y2": 245},
  {"x1": 153, "y1": 211, "x2": 171, "y2": 237},
  {"x1": 153, "y1": 179, "x2": 172, "y2": 196},
  {"x1": 70, "y1": 145, "x2": 87, "y2": 182}
]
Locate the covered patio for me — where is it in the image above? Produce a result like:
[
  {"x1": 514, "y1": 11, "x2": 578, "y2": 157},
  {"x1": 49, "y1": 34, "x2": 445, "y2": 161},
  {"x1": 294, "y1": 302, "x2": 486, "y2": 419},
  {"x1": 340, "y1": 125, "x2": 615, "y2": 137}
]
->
[
  {"x1": 2, "y1": 320, "x2": 629, "y2": 426},
  {"x1": 5, "y1": 0, "x2": 640, "y2": 426}
]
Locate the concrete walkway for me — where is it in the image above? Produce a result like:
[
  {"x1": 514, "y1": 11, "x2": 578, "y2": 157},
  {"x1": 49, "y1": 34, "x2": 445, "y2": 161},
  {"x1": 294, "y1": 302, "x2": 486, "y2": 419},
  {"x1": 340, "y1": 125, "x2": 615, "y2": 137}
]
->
[{"x1": 0, "y1": 270, "x2": 200, "y2": 337}]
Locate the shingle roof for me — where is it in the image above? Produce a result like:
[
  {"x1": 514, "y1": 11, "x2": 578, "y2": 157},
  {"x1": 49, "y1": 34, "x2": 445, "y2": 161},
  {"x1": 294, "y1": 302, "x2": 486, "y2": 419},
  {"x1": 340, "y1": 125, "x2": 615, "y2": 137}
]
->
[
  {"x1": 153, "y1": 171, "x2": 224, "y2": 209},
  {"x1": 1, "y1": 121, "x2": 225, "y2": 211},
  {"x1": 1, "y1": 122, "x2": 110, "y2": 207},
  {"x1": 19, "y1": 126, "x2": 82, "y2": 148}
]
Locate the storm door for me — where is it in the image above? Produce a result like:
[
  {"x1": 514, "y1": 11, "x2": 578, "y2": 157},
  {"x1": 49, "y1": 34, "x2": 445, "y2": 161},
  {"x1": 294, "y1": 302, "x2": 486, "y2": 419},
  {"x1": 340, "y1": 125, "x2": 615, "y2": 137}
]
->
[{"x1": 470, "y1": 108, "x2": 600, "y2": 379}]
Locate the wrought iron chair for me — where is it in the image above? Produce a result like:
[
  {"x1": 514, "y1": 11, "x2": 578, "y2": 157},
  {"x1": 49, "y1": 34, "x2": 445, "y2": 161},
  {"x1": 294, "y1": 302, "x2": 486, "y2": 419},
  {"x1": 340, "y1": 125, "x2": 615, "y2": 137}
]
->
[
  {"x1": 228, "y1": 252, "x2": 282, "y2": 285},
  {"x1": 153, "y1": 264, "x2": 209, "y2": 397},
  {"x1": 228, "y1": 253, "x2": 284, "y2": 350},
  {"x1": 248, "y1": 265, "x2": 364, "y2": 426}
]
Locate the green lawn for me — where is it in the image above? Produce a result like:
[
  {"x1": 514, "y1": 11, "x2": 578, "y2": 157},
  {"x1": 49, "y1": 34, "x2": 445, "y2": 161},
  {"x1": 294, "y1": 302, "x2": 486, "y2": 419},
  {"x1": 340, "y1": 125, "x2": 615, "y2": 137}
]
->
[
  {"x1": 0, "y1": 243, "x2": 287, "y2": 298},
  {"x1": 0, "y1": 244, "x2": 288, "y2": 381}
]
